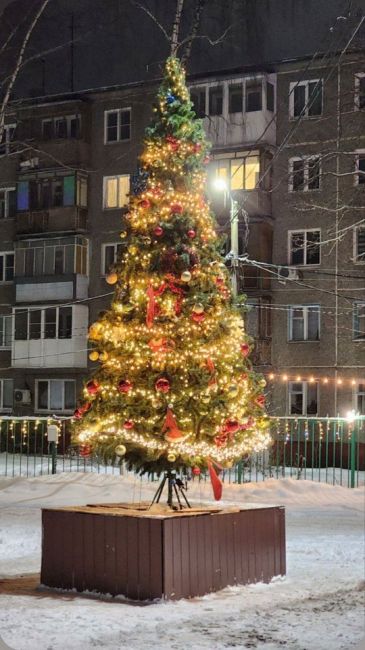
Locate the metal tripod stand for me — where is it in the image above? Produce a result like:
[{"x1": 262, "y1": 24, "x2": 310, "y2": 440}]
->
[{"x1": 150, "y1": 470, "x2": 191, "y2": 510}]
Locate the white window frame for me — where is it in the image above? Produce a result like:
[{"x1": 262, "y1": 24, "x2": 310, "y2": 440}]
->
[
  {"x1": 354, "y1": 73, "x2": 365, "y2": 111},
  {"x1": 102, "y1": 175, "x2": 130, "y2": 209},
  {"x1": 0, "y1": 187, "x2": 16, "y2": 219},
  {"x1": 289, "y1": 156, "x2": 321, "y2": 192},
  {"x1": 288, "y1": 229, "x2": 321, "y2": 266},
  {"x1": 104, "y1": 108, "x2": 131, "y2": 144},
  {"x1": 354, "y1": 383, "x2": 365, "y2": 415},
  {"x1": 15, "y1": 237, "x2": 89, "y2": 277},
  {"x1": 0, "y1": 314, "x2": 12, "y2": 349},
  {"x1": 0, "y1": 123, "x2": 16, "y2": 154},
  {"x1": 354, "y1": 149, "x2": 365, "y2": 186},
  {"x1": 101, "y1": 242, "x2": 123, "y2": 276},
  {"x1": 288, "y1": 305, "x2": 320, "y2": 342},
  {"x1": 13, "y1": 306, "x2": 73, "y2": 341},
  {"x1": 288, "y1": 380, "x2": 319, "y2": 416},
  {"x1": 353, "y1": 226, "x2": 365, "y2": 264},
  {"x1": 42, "y1": 114, "x2": 81, "y2": 139},
  {"x1": 289, "y1": 80, "x2": 323, "y2": 119},
  {"x1": 0, "y1": 252, "x2": 14, "y2": 283},
  {"x1": 0, "y1": 378, "x2": 13, "y2": 411},
  {"x1": 353, "y1": 302, "x2": 365, "y2": 341},
  {"x1": 35, "y1": 379, "x2": 76, "y2": 413}
]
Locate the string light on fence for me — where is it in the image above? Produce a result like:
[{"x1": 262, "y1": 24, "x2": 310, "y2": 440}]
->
[{"x1": 266, "y1": 373, "x2": 364, "y2": 387}]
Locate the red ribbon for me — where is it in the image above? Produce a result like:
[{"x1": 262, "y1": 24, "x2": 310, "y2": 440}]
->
[
  {"x1": 162, "y1": 407, "x2": 184, "y2": 441},
  {"x1": 207, "y1": 460, "x2": 223, "y2": 501},
  {"x1": 146, "y1": 275, "x2": 184, "y2": 327}
]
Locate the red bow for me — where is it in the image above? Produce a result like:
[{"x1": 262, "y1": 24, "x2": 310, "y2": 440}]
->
[
  {"x1": 207, "y1": 460, "x2": 223, "y2": 501},
  {"x1": 162, "y1": 407, "x2": 185, "y2": 442}
]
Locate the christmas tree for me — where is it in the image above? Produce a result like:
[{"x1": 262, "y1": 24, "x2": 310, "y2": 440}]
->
[{"x1": 73, "y1": 57, "x2": 270, "y2": 496}]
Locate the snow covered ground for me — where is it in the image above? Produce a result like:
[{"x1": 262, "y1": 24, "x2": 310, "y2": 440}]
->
[{"x1": 0, "y1": 474, "x2": 364, "y2": 650}]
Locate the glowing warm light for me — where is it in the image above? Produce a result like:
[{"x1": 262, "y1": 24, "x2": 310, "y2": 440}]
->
[
  {"x1": 282, "y1": 374, "x2": 288, "y2": 381},
  {"x1": 212, "y1": 177, "x2": 228, "y2": 192},
  {"x1": 346, "y1": 410, "x2": 356, "y2": 423}
]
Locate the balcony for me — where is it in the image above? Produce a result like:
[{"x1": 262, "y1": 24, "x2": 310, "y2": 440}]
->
[
  {"x1": 15, "y1": 207, "x2": 87, "y2": 236},
  {"x1": 15, "y1": 273, "x2": 88, "y2": 303}
]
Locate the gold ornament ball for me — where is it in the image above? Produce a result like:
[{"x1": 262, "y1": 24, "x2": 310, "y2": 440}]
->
[
  {"x1": 115, "y1": 444, "x2": 127, "y2": 457},
  {"x1": 88, "y1": 322, "x2": 103, "y2": 340},
  {"x1": 259, "y1": 378, "x2": 266, "y2": 388},
  {"x1": 120, "y1": 231, "x2": 127, "y2": 239},
  {"x1": 181, "y1": 270, "x2": 192, "y2": 283},
  {"x1": 167, "y1": 452, "x2": 177, "y2": 463},
  {"x1": 106, "y1": 272, "x2": 118, "y2": 285},
  {"x1": 88, "y1": 350, "x2": 99, "y2": 361},
  {"x1": 201, "y1": 393, "x2": 211, "y2": 404},
  {"x1": 193, "y1": 302, "x2": 204, "y2": 314},
  {"x1": 99, "y1": 351, "x2": 108, "y2": 362},
  {"x1": 228, "y1": 384, "x2": 239, "y2": 397},
  {"x1": 128, "y1": 245, "x2": 138, "y2": 255}
]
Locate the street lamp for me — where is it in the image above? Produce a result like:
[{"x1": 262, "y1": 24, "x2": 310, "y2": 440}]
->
[{"x1": 212, "y1": 177, "x2": 239, "y2": 296}]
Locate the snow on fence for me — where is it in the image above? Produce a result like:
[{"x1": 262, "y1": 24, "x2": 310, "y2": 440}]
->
[{"x1": 0, "y1": 416, "x2": 364, "y2": 486}]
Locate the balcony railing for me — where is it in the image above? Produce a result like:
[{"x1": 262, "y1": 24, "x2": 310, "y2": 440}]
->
[{"x1": 16, "y1": 207, "x2": 87, "y2": 235}]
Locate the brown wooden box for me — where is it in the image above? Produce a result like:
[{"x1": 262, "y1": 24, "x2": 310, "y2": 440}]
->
[{"x1": 41, "y1": 504, "x2": 285, "y2": 600}]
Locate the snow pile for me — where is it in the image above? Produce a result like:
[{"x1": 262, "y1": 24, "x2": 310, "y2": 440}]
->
[{"x1": 0, "y1": 474, "x2": 364, "y2": 650}]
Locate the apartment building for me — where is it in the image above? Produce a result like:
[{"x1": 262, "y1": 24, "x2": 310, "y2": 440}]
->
[{"x1": 0, "y1": 50, "x2": 364, "y2": 418}]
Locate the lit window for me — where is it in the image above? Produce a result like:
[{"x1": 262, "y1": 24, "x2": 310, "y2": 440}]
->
[
  {"x1": 289, "y1": 381, "x2": 318, "y2": 415},
  {"x1": 353, "y1": 302, "x2": 365, "y2": 340},
  {"x1": 289, "y1": 230, "x2": 320, "y2": 265},
  {"x1": 211, "y1": 155, "x2": 260, "y2": 191},
  {"x1": 101, "y1": 243, "x2": 123, "y2": 275},
  {"x1": 35, "y1": 379, "x2": 75, "y2": 412},
  {"x1": 0, "y1": 378, "x2": 13, "y2": 411},
  {"x1": 290, "y1": 80, "x2": 322, "y2": 118},
  {"x1": 288, "y1": 305, "x2": 320, "y2": 341},
  {"x1": 103, "y1": 175, "x2": 130, "y2": 209},
  {"x1": 104, "y1": 109, "x2": 131, "y2": 143},
  {"x1": 0, "y1": 252, "x2": 14, "y2": 282}
]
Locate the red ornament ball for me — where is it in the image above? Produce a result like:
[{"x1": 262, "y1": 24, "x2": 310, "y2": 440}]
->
[
  {"x1": 192, "y1": 467, "x2": 201, "y2": 476},
  {"x1": 124, "y1": 420, "x2": 134, "y2": 430},
  {"x1": 170, "y1": 203, "x2": 183, "y2": 214},
  {"x1": 86, "y1": 379, "x2": 100, "y2": 396},
  {"x1": 240, "y1": 343, "x2": 250, "y2": 357},
  {"x1": 155, "y1": 377, "x2": 170, "y2": 393},
  {"x1": 154, "y1": 225, "x2": 164, "y2": 237},
  {"x1": 79, "y1": 444, "x2": 92, "y2": 457},
  {"x1": 140, "y1": 199, "x2": 151, "y2": 209},
  {"x1": 187, "y1": 229, "x2": 196, "y2": 239},
  {"x1": 192, "y1": 312, "x2": 206, "y2": 323},
  {"x1": 193, "y1": 143, "x2": 202, "y2": 153},
  {"x1": 73, "y1": 408, "x2": 83, "y2": 420},
  {"x1": 118, "y1": 379, "x2": 133, "y2": 394},
  {"x1": 255, "y1": 395, "x2": 265, "y2": 407},
  {"x1": 224, "y1": 419, "x2": 240, "y2": 434}
]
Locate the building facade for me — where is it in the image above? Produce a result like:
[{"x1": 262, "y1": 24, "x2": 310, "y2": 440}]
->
[{"x1": 0, "y1": 51, "x2": 364, "y2": 419}]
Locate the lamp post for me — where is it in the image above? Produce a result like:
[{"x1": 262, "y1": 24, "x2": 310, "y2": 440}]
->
[{"x1": 212, "y1": 177, "x2": 240, "y2": 296}]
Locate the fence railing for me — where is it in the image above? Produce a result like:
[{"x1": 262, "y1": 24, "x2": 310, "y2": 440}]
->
[{"x1": 0, "y1": 416, "x2": 364, "y2": 487}]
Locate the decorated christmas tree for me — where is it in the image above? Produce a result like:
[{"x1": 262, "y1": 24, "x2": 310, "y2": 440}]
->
[{"x1": 73, "y1": 57, "x2": 270, "y2": 499}]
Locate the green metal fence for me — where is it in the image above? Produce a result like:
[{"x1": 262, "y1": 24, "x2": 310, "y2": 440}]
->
[{"x1": 0, "y1": 415, "x2": 364, "y2": 487}]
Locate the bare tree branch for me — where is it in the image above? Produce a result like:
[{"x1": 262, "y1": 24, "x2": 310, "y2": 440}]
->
[
  {"x1": 171, "y1": 0, "x2": 184, "y2": 56},
  {"x1": 181, "y1": 0, "x2": 206, "y2": 64}
]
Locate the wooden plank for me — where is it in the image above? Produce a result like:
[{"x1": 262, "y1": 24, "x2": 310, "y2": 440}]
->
[
  {"x1": 225, "y1": 513, "x2": 236, "y2": 586},
  {"x1": 187, "y1": 514, "x2": 199, "y2": 597},
  {"x1": 115, "y1": 516, "x2": 128, "y2": 596},
  {"x1": 217, "y1": 513, "x2": 228, "y2": 588},
  {"x1": 279, "y1": 507, "x2": 286, "y2": 576},
  {"x1": 104, "y1": 514, "x2": 117, "y2": 594},
  {"x1": 71, "y1": 511, "x2": 85, "y2": 592},
  {"x1": 211, "y1": 512, "x2": 222, "y2": 592},
  {"x1": 60, "y1": 511, "x2": 74, "y2": 590},
  {"x1": 92, "y1": 514, "x2": 105, "y2": 593},
  {"x1": 273, "y1": 508, "x2": 282, "y2": 577},
  {"x1": 162, "y1": 518, "x2": 174, "y2": 599},
  {"x1": 82, "y1": 512, "x2": 95, "y2": 592},
  {"x1": 203, "y1": 514, "x2": 214, "y2": 593},
  {"x1": 41, "y1": 511, "x2": 60, "y2": 587},
  {"x1": 180, "y1": 516, "x2": 191, "y2": 597},
  {"x1": 247, "y1": 510, "x2": 256, "y2": 584},
  {"x1": 172, "y1": 518, "x2": 183, "y2": 600},
  {"x1": 137, "y1": 518, "x2": 151, "y2": 600},
  {"x1": 126, "y1": 516, "x2": 139, "y2": 599},
  {"x1": 149, "y1": 518, "x2": 163, "y2": 599}
]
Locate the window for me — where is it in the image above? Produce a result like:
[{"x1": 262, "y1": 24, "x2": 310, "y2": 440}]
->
[
  {"x1": 209, "y1": 87, "x2": 223, "y2": 116},
  {"x1": 246, "y1": 80, "x2": 262, "y2": 112},
  {"x1": 353, "y1": 302, "x2": 365, "y2": 340},
  {"x1": 16, "y1": 174, "x2": 86, "y2": 211},
  {"x1": 101, "y1": 243, "x2": 123, "y2": 275},
  {"x1": 103, "y1": 175, "x2": 130, "y2": 209},
  {"x1": 0, "y1": 315, "x2": 11, "y2": 348},
  {"x1": 211, "y1": 154, "x2": 260, "y2": 191},
  {"x1": 288, "y1": 305, "x2": 320, "y2": 341},
  {"x1": 0, "y1": 123, "x2": 16, "y2": 155},
  {"x1": 104, "y1": 109, "x2": 131, "y2": 143},
  {"x1": 0, "y1": 378, "x2": 13, "y2": 411},
  {"x1": 289, "y1": 230, "x2": 320, "y2": 265},
  {"x1": 289, "y1": 156, "x2": 320, "y2": 191},
  {"x1": 354, "y1": 74, "x2": 365, "y2": 110},
  {"x1": 355, "y1": 383, "x2": 365, "y2": 415},
  {"x1": 42, "y1": 115, "x2": 81, "y2": 140},
  {"x1": 0, "y1": 188, "x2": 16, "y2": 219},
  {"x1": 15, "y1": 237, "x2": 88, "y2": 278},
  {"x1": 266, "y1": 81, "x2": 274, "y2": 111},
  {"x1": 229, "y1": 85, "x2": 243, "y2": 113},
  {"x1": 190, "y1": 87, "x2": 206, "y2": 118},
  {"x1": 355, "y1": 152, "x2": 365, "y2": 185},
  {"x1": 290, "y1": 80, "x2": 322, "y2": 118},
  {"x1": 35, "y1": 379, "x2": 75, "y2": 412},
  {"x1": 0, "y1": 252, "x2": 14, "y2": 282},
  {"x1": 354, "y1": 226, "x2": 365, "y2": 263},
  {"x1": 289, "y1": 381, "x2": 318, "y2": 415},
  {"x1": 14, "y1": 307, "x2": 73, "y2": 341}
]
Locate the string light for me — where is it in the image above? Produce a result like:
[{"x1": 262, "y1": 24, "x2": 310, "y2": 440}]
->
[{"x1": 266, "y1": 373, "x2": 363, "y2": 387}]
